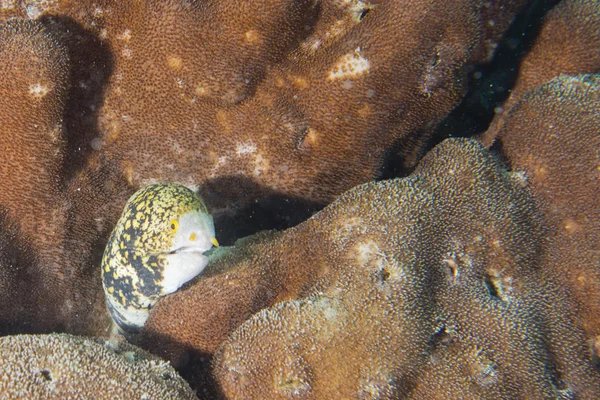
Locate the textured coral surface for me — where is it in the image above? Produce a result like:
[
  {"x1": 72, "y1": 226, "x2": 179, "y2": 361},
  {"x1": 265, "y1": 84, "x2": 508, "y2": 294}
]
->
[
  {"x1": 0, "y1": 333, "x2": 197, "y2": 399},
  {"x1": 490, "y1": 73, "x2": 600, "y2": 361},
  {"x1": 0, "y1": 0, "x2": 598, "y2": 398},
  {"x1": 483, "y1": 0, "x2": 600, "y2": 142},
  {"x1": 142, "y1": 139, "x2": 600, "y2": 398}
]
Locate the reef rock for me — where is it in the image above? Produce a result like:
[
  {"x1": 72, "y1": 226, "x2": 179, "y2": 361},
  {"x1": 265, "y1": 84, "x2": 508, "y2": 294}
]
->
[
  {"x1": 490, "y1": 73, "x2": 600, "y2": 364},
  {"x1": 0, "y1": 0, "x2": 529, "y2": 336},
  {"x1": 0, "y1": 0, "x2": 527, "y2": 228},
  {"x1": 141, "y1": 138, "x2": 600, "y2": 398},
  {"x1": 0, "y1": 333, "x2": 197, "y2": 399},
  {"x1": 483, "y1": 0, "x2": 600, "y2": 142}
]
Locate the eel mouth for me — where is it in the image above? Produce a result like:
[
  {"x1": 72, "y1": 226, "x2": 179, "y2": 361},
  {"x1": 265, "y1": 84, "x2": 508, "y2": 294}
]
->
[{"x1": 165, "y1": 246, "x2": 210, "y2": 255}]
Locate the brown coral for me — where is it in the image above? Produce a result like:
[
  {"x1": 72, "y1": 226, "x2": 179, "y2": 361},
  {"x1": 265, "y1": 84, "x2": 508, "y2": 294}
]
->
[
  {"x1": 0, "y1": 18, "x2": 129, "y2": 336},
  {"x1": 483, "y1": 0, "x2": 600, "y2": 143},
  {"x1": 140, "y1": 139, "x2": 600, "y2": 398},
  {"x1": 0, "y1": 0, "x2": 528, "y2": 336},
  {"x1": 1, "y1": 0, "x2": 527, "y2": 223},
  {"x1": 491, "y1": 73, "x2": 600, "y2": 361},
  {"x1": 0, "y1": 333, "x2": 197, "y2": 399}
]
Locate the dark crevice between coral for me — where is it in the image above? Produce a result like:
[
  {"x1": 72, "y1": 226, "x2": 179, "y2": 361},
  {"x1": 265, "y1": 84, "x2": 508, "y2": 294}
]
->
[
  {"x1": 138, "y1": 330, "x2": 226, "y2": 400},
  {"x1": 432, "y1": 0, "x2": 564, "y2": 140},
  {"x1": 200, "y1": 176, "x2": 325, "y2": 246},
  {"x1": 37, "y1": 15, "x2": 114, "y2": 189},
  {"x1": 0, "y1": 210, "x2": 64, "y2": 336},
  {"x1": 379, "y1": 0, "x2": 564, "y2": 181}
]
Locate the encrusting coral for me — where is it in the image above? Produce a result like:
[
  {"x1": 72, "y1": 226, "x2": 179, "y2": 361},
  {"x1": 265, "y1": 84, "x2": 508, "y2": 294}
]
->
[
  {"x1": 0, "y1": 0, "x2": 528, "y2": 334},
  {"x1": 0, "y1": 18, "x2": 116, "y2": 336},
  {"x1": 0, "y1": 333, "x2": 197, "y2": 399},
  {"x1": 140, "y1": 139, "x2": 600, "y2": 398},
  {"x1": 0, "y1": 18, "x2": 133, "y2": 336},
  {"x1": 0, "y1": 1, "x2": 598, "y2": 398},
  {"x1": 0, "y1": 0, "x2": 528, "y2": 219},
  {"x1": 483, "y1": 0, "x2": 600, "y2": 142},
  {"x1": 487, "y1": 73, "x2": 600, "y2": 365}
]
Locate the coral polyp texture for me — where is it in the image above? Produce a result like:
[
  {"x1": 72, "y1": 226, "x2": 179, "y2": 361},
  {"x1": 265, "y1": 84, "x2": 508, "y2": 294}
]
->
[
  {"x1": 140, "y1": 139, "x2": 600, "y2": 398},
  {"x1": 0, "y1": 333, "x2": 197, "y2": 399},
  {"x1": 0, "y1": 0, "x2": 527, "y2": 335},
  {"x1": 484, "y1": 0, "x2": 600, "y2": 141},
  {"x1": 490, "y1": 73, "x2": 600, "y2": 362},
  {"x1": 0, "y1": 0, "x2": 598, "y2": 398},
  {"x1": 0, "y1": 0, "x2": 526, "y2": 216},
  {"x1": 0, "y1": 18, "x2": 120, "y2": 336}
]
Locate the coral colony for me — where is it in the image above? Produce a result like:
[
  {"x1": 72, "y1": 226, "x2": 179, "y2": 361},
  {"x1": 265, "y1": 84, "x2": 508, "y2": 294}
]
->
[{"x1": 0, "y1": 1, "x2": 598, "y2": 398}]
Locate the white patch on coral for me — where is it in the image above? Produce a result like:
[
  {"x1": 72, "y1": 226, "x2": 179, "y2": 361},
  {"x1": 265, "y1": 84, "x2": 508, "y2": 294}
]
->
[
  {"x1": 253, "y1": 154, "x2": 269, "y2": 177},
  {"x1": 25, "y1": 4, "x2": 41, "y2": 19},
  {"x1": 354, "y1": 240, "x2": 404, "y2": 283},
  {"x1": 236, "y1": 141, "x2": 257, "y2": 156},
  {"x1": 172, "y1": 141, "x2": 184, "y2": 154},
  {"x1": 29, "y1": 83, "x2": 50, "y2": 99},
  {"x1": 329, "y1": 47, "x2": 370, "y2": 81},
  {"x1": 116, "y1": 29, "x2": 132, "y2": 41},
  {"x1": 122, "y1": 46, "x2": 132, "y2": 59},
  {"x1": 209, "y1": 156, "x2": 229, "y2": 178},
  {"x1": 356, "y1": 240, "x2": 379, "y2": 265},
  {"x1": 1, "y1": 0, "x2": 17, "y2": 11}
]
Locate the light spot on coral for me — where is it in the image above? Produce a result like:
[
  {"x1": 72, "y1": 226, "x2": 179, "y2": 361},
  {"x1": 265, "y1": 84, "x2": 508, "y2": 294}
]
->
[
  {"x1": 291, "y1": 76, "x2": 309, "y2": 89},
  {"x1": 303, "y1": 128, "x2": 319, "y2": 147},
  {"x1": 0, "y1": 0, "x2": 17, "y2": 11},
  {"x1": 244, "y1": 30, "x2": 260, "y2": 44},
  {"x1": 275, "y1": 76, "x2": 286, "y2": 88},
  {"x1": 236, "y1": 141, "x2": 257, "y2": 156},
  {"x1": 122, "y1": 47, "x2": 132, "y2": 59},
  {"x1": 329, "y1": 47, "x2": 370, "y2": 80},
  {"x1": 357, "y1": 103, "x2": 373, "y2": 118},
  {"x1": 116, "y1": 29, "x2": 132, "y2": 41},
  {"x1": 167, "y1": 55, "x2": 183, "y2": 71},
  {"x1": 510, "y1": 170, "x2": 529, "y2": 187},
  {"x1": 305, "y1": 38, "x2": 322, "y2": 52},
  {"x1": 359, "y1": 369, "x2": 396, "y2": 399},
  {"x1": 122, "y1": 160, "x2": 135, "y2": 185},
  {"x1": 484, "y1": 269, "x2": 514, "y2": 302},
  {"x1": 29, "y1": 83, "x2": 50, "y2": 99},
  {"x1": 209, "y1": 155, "x2": 229, "y2": 178},
  {"x1": 216, "y1": 110, "x2": 231, "y2": 132},
  {"x1": 333, "y1": 0, "x2": 377, "y2": 23},
  {"x1": 356, "y1": 240, "x2": 379, "y2": 265},
  {"x1": 195, "y1": 84, "x2": 207, "y2": 96},
  {"x1": 563, "y1": 218, "x2": 581, "y2": 234},
  {"x1": 469, "y1": 348, "x2": 499, "y2": 387},
  {"x1": 253, "y1": 154, "x2": 269, "y2": 177},
  {"x1": 593, "y1": 335, "x2": 600, "y2": 359},
  {"x1": 25, "y1": 4, "x2": 41, "y2": 19}
]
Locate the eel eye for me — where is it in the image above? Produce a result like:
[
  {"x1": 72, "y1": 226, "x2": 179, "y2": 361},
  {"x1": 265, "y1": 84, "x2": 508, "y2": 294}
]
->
[{"x1": 170, "y1": 219, "x2": 178, "y2": 231}]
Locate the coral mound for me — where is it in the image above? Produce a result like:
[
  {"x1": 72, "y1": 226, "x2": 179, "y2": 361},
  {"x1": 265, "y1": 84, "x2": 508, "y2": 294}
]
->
[
  {"x1": 484, "y1": 0, "x2": 600, "y2": 142},
  {"x1": 490, "y1": 73, "x2": 600, "y2": 361},
  {"x1": 0, "y1": 0, "x2": 527, "y2": 221},
  {"x1": 0, "y1": 333, "x2": 197, "y2": 399},
  {"x1": 141, "y1": 139, "x2": 600, "y2": 398}
]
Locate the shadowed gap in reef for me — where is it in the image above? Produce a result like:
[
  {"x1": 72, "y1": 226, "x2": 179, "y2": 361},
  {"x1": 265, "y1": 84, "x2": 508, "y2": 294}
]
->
[{"x1": 379, "y1": 0, "x2": 564, "y2": 181}]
